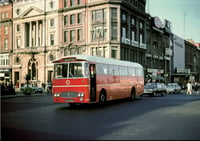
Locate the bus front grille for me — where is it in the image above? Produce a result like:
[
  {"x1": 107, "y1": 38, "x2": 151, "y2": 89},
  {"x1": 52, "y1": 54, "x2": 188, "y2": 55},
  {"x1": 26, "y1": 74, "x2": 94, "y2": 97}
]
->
[{"x1": 61, "y1": 92, "x2": 78, "y2": 98}]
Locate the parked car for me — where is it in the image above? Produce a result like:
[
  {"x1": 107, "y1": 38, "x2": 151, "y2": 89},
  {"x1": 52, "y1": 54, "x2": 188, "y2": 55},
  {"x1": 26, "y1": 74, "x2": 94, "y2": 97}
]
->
[
  {"x1": 20, "y1": 84, "x2": 43, "y2": 94},
  {"x1": 166, "y1": 85, "x2": 176, "y2": 94},
  {"x1": 141, "y1": 82, "x2": 165, "y2": 97},
  {"x1": 167, "y1": 83, "x2": 181, "y2": 94}
]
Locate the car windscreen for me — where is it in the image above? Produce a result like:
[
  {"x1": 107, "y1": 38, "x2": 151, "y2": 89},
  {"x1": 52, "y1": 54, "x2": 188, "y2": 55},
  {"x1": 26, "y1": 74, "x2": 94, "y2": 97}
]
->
[{"x1": 144, "y1": 83, "x2": 156, "y2": 89}]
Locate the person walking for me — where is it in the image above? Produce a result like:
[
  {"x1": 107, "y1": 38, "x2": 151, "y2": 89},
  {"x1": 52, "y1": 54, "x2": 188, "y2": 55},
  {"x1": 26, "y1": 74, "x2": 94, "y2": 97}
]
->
[
  {"x1": 194, "y1": 82, "x2": 199, "y2": 94},
  {"x1": 186, "y1": 81, "x2": 192, "y2": 95}
]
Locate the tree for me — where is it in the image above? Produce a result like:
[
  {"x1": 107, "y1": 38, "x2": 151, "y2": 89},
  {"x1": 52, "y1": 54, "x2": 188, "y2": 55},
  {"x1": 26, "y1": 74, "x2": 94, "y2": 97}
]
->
[{"x1": 23, "y1": 74, "x2": 32, "y2": 95}]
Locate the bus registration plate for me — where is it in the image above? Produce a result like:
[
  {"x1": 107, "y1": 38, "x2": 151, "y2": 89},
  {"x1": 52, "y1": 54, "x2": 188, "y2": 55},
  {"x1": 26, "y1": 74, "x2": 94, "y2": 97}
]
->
[{"x1": 65, "y1": 99, "x2": 74, "y2": 102}]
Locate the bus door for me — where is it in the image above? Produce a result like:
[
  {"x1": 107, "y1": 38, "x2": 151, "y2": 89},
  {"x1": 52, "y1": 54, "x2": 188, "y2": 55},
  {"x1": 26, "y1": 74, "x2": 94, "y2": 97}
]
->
[{"x1": 89, "y1": 64, "x2": 96, "y2": 102}]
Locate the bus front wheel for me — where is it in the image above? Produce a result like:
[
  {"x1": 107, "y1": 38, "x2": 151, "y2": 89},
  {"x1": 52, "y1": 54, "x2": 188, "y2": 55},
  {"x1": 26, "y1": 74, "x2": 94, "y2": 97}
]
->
[{"x1": 99, "y1": 91, "x2": 106, "y2": 105}]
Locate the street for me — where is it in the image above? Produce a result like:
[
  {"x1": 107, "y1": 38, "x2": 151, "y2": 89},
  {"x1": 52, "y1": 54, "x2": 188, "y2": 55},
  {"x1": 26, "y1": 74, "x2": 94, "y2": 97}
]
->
[{"x1": 1, "y1": 92, "x2": 200, "y2": 140}]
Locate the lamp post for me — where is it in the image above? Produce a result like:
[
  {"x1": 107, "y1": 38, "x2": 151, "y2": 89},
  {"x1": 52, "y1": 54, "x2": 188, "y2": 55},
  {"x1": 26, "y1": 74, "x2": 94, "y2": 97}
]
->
[{"x1": 43, "y1": 0, "x2": 47, "y2": 90}]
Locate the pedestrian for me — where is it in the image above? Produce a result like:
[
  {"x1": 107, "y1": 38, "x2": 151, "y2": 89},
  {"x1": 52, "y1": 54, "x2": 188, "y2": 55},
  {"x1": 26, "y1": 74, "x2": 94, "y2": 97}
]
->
[
  {"x1": 193, "y1": 82, "x2": 199, "y2": 94},
  {"x1": 186, "y1": 81, "x2": 192, "y2": 95}
]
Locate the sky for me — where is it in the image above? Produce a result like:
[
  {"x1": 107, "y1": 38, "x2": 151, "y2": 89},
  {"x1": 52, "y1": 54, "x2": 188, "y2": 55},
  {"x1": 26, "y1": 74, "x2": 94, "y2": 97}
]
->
[{"x1": 147, "y1": 0, "x2": 200, "y2": 42}]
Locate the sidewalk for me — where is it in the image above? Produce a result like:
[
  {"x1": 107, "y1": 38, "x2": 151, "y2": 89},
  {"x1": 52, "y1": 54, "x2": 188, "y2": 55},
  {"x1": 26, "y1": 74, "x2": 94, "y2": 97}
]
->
[{"x1": 1, "y1": 91, "x2": 50, "y2": 99}]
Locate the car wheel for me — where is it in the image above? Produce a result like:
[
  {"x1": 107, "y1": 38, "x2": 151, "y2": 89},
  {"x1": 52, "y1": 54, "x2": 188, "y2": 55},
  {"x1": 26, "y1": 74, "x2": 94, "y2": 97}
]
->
[{"x1": 151, "y1": 92, "x2": 156, "y2": 97}]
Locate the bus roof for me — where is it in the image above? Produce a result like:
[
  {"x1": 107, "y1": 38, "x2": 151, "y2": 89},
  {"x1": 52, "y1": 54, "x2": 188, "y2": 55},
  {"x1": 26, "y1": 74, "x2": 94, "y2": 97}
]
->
[{"x1": 53, "y1": 55, "x2": 143, "y2": 68}]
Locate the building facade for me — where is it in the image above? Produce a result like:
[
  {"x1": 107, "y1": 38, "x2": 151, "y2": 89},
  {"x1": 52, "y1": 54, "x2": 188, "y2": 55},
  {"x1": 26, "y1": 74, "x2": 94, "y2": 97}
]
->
[
  {"x1": 12, "y1": 0, "x2": 60, "y2": 88},
  {"x1": 11, "y1": 0, "x2": 148, "y2": 89},
  {"x1": 185, "y1": 40, "x2": 200, "y2": 83},
  {"x1": 0, "y1": 1, "x2": 13, "y2": 87},
  {"x1": 1, "y1": 0, "x2": 199, "y2": 92},
  {"x1": 171, "y1": 34, "x2": 186, "y2": 85},
  {"x1": 145, "y1": 16, "x2": 171, "y2": 83}
]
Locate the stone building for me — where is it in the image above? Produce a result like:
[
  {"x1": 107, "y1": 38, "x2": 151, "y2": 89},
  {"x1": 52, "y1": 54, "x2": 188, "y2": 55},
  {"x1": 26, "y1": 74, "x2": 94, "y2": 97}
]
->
[
  {"x1": 12, "y1": 0, "x2": 60, "y2": 88},
  {"x1": 11, "y1": 0, "x2": 148, "y2": 89}
]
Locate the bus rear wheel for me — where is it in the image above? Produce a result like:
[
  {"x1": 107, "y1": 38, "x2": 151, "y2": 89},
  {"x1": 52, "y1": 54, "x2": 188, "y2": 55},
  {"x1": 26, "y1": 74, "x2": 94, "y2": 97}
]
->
[
  {"x1": 130, "y1": 89, "x2": 136, "y2": 100},
  {"x1": 99, "y1": 91, "x2": 106, "y2": 105}
]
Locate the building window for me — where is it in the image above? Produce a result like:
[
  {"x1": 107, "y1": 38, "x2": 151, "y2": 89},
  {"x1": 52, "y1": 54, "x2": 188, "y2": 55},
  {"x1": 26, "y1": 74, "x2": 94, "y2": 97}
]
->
[
  {"x1": 131, "y1": 31, "x2": 136, "y2": 41},
  {"x1": 15, "y1": 56, "x2": 20, "y2": 65},
  {"x1": 111, "y1": 24, "x2": 117, "y2": 40},
  {"x1": 111, "y1": 8, "x2": 117, "y2": 20},
  {"x1": 70, "y1": 30, "x2": 76, "y2": 42},
  {"x1": 70, "y1": 0, "x2": 75, "y2": 6},
  {"x1": 77, "y1": 0, "x2": 81, "y2": 5},
  {"x1": 91, "y1": 46, "x2": 107, "y2": 57},
  {"x1": 50, "y1": 1, "x2": 54, "y2": 8},
  {"x1": 5, "y1": 26, "x2": 8, "y2": 35},
  {"x1": 17, "y1": 24, "x2": 20, "y2": 32},
  {"x1": 49, "y1": 54, "x2": 54, "y2": 61},
  {"x1": 91, "y1": 47, "x2": 96, "y2": 56},
  {"x1": 103, "y1": 46, "x2": 107, "y2": 57},
  {"x1": 78, "y1": 13, "x2": 82, "y2": 24},
  {"x1": 70, "y1": 47, "x2": 76, "y2": 55},
  {"x1": 122, "y1": 12, "x2": 127, "y2": 21},
  {"x1": 50, "y1": 34, "x2": 54, "y2": 45},
  {"x1": 92, "y1": 9, "x2": 106, "y2": 23},
  {"x1": 4, "y1": 39, "x2": 8, "y2": 49},
  {"x1": 50, "y1": 19, "x2": 54, "y2": 27},
  {"x1": 70, "y1": 14, "x2": 76, "y2": 25},
  {"x1": 140, "y1": 33, "x2": 143, "y2": 43},
  {"x1": 16, "y1": 8, "x2": 20, "y2": 15},
  {"x1": 131, "y1": 16, "x2": 136, "y2": 26},
  {"x1": 64, "y1": 15, "x2": 68, "y2": 26},
  {"x1": 64, "y1": 31, "x2": 68, "y2": 42},
  {"x1": 78, "y1": 29, "x2": 82, "y2": 41},
  {"x1": 140, "y1": 21, "x2": 143, "y2": 29},
  {"x1": 122, "y1": 27, "x2": 127, "y2": 38},
  {"x1": 64, "y1": 0, "x2": 68, "y2": 7},
  {"x1": 1, "y1": 13, "x2": 5, "y2": 19},
  {"x1": 91, "y1": 27, "x2": 107, "y2": 42},
  {"x1": 111, "y1": 46, "x2": 118, "y2": 58},
  {"x1": 5, "y1": 12, "x2": 8, "y2": 18},
  {"x1": 17, "y1": 38, "x2": 20, "y2": 49},
  {"x1": 0, "y1": 54, "x2": 9, "y2": 67}
]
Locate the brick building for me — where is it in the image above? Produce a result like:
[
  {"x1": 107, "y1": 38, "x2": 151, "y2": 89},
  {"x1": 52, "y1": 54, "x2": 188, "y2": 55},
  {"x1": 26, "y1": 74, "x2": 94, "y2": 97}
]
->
[{"x1": 0, "y1": 0, "x2": 13, "y2": 87}]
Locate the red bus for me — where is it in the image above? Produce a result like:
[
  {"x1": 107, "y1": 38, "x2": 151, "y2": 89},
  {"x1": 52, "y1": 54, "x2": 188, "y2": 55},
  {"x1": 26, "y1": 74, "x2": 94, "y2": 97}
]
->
[{"x1": 52, "y1": 55, "x2": 144, "y2": 106}]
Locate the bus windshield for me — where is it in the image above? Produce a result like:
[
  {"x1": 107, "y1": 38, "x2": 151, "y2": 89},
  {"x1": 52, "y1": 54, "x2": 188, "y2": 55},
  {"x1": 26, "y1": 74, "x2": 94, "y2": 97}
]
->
[{"x1": 54, "y1": 62, "x2": 89, "y2": 78}]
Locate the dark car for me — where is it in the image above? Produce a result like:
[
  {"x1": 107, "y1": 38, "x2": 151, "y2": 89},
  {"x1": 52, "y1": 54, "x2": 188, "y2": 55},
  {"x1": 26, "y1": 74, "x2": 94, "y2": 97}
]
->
[{"x1": 141, "y1": 82, "x2": 165, "y2": 97}]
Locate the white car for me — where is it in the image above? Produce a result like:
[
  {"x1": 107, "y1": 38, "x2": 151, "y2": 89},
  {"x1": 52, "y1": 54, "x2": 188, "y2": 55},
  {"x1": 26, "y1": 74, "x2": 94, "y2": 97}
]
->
[
  {"x1": 167, "y1": 83, "x2": 181, "y2": 94},
  {"x1": 20, "y1": 84, "x2": 43, "y2": 94}
]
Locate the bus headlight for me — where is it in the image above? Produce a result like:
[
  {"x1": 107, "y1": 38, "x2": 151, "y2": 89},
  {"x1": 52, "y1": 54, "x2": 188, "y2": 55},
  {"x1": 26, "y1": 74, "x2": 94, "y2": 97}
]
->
[
  {"x1": 78, "y1": 93, "x2": 84, "y2": 97},
  {"x1": 54, "y1": 93, "x2": 61, "y2": 97}
]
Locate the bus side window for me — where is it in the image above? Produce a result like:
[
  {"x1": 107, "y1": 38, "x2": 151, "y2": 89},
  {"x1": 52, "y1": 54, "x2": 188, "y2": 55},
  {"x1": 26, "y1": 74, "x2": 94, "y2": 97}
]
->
[
  {"x1": 109, "y1": 65, "x2": 119, "y2": 76},
  {"x1": 119, "y1": 66, "x2": 128, "y2": 76},
  {"x1": 128, "y1": 67, "x2": 136, "y2": 76},
  {"x1": 97, "y1": 64, "x2": 108, "y2": 75},
  {"x1": 136, "y1": 68, "x2": 143, "y2": 76}
]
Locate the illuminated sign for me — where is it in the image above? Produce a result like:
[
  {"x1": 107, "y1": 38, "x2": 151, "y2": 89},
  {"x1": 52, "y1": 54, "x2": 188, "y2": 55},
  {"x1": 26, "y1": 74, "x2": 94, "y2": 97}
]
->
[{"x1": 153, "y1": 16, "x2": 163, "y2": 28}]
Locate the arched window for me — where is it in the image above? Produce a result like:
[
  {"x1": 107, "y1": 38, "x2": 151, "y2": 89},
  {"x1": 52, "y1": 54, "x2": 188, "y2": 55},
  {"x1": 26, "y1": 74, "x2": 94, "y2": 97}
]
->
[
  {"x1": 32, "y1": 63, "x2": 36, "y2": 80},
  {"x1": 28, "y1": 59, "x2": 38, "y2": 80}
]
